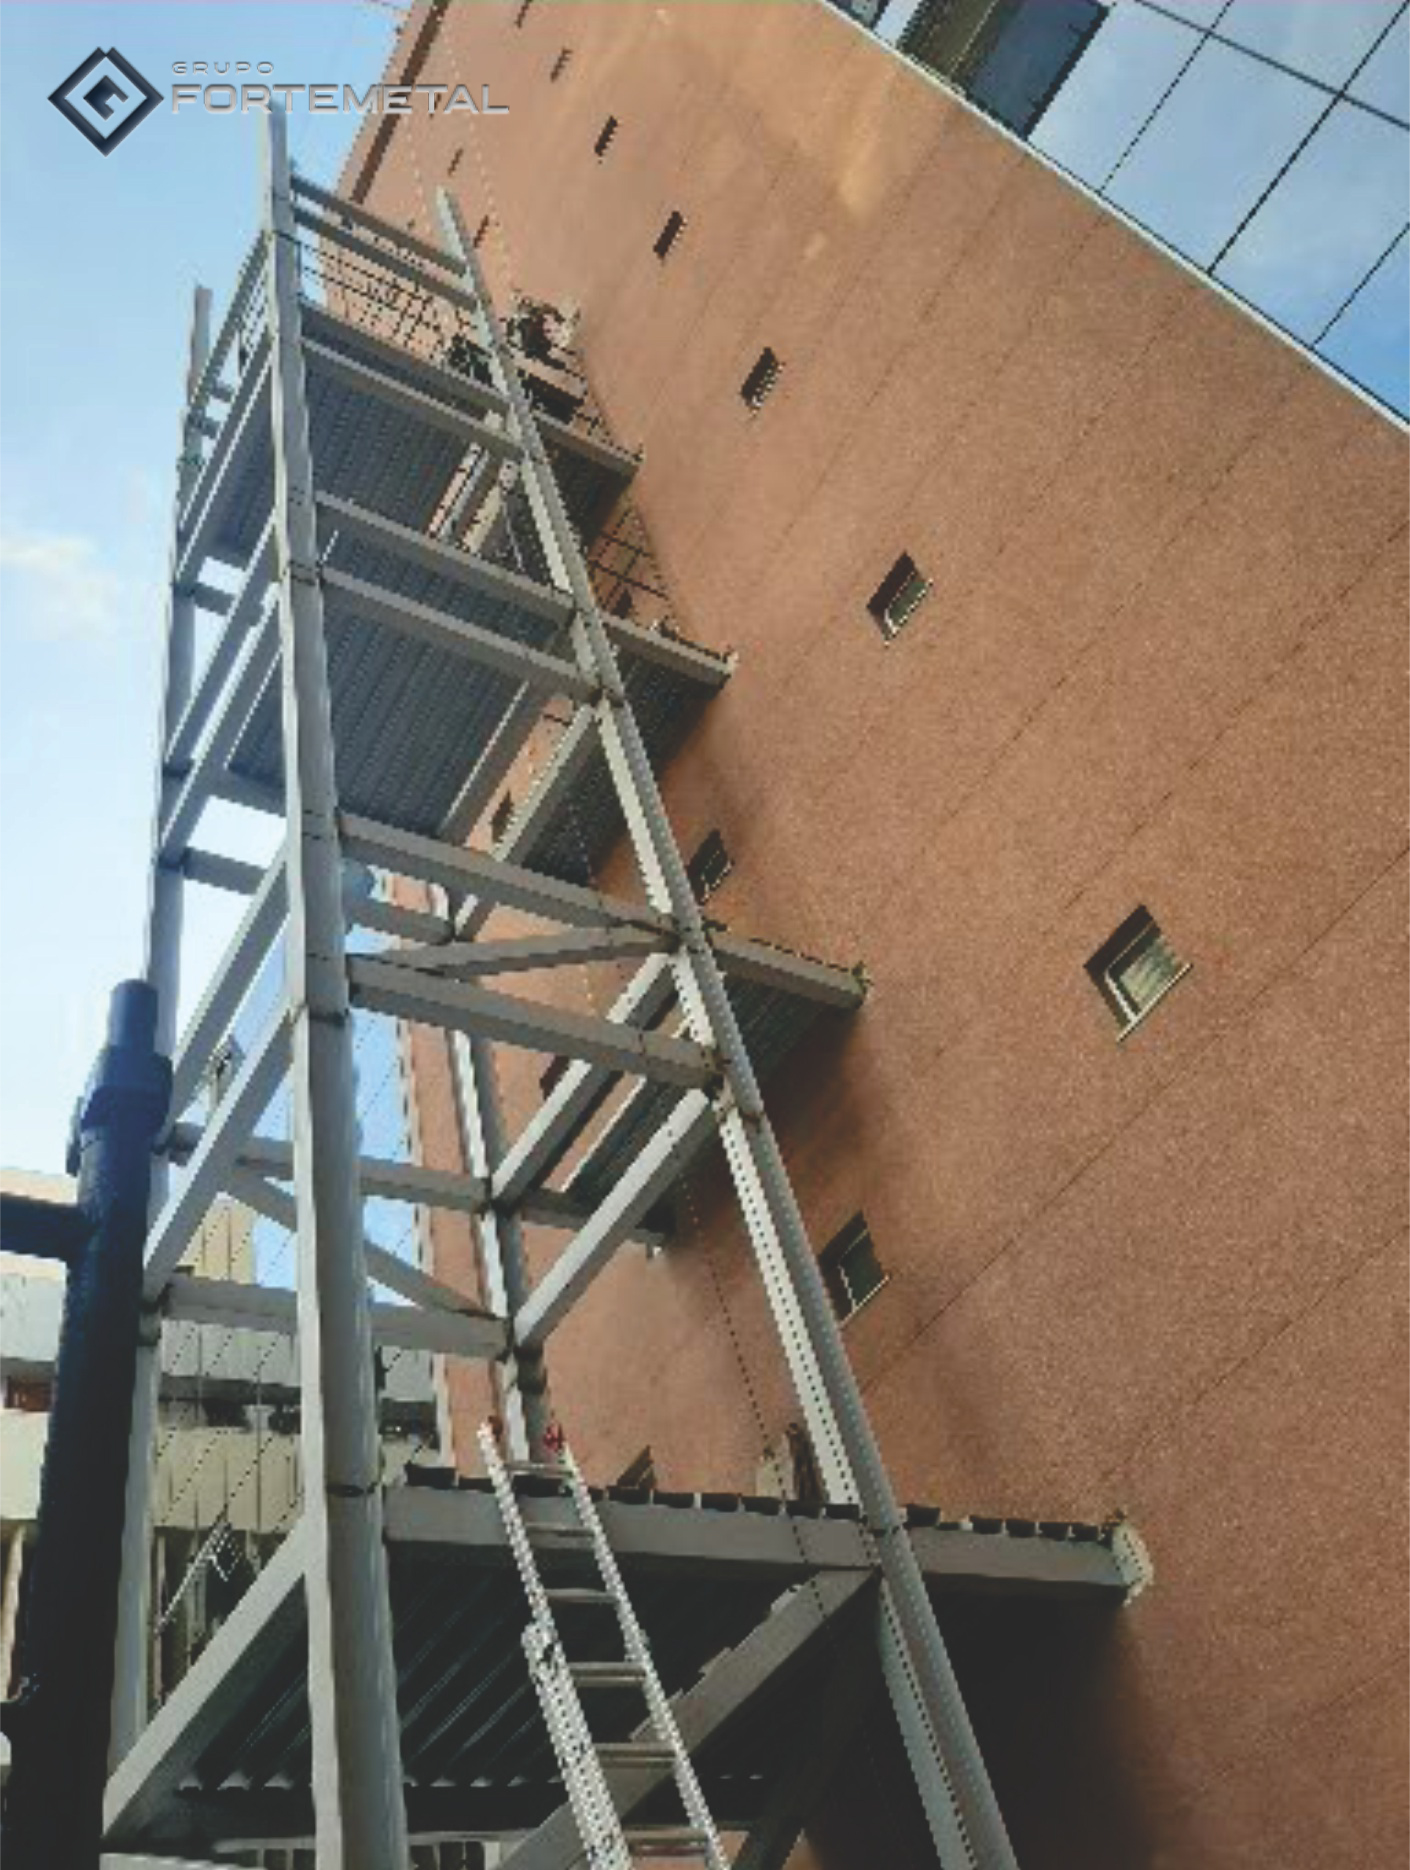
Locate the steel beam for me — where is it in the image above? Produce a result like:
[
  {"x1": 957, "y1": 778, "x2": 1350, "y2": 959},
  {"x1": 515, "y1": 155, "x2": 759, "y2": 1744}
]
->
[
  {"x1": 143, "y1": 1013, "x2": 289, "y2": 1295},
  {"x1": 304, "y1": 339, "x2": 522, "y2": 461},
  {"x1": 292, "y1": 204, "x2": 485, "y2": 317},
  {"x1": 491, "y1": 951, "x2": 678, "y2": 1208},
  {"x1": 163, "y1": 1273, "x2": 506, "y2": 1361},
  {"x1": 349, "y1": 955, "x2": 713, "y2": 1088},
  {"x1": 382, "y1": 1490, "x2": 1129, "y2": 1599},
  {"x1": 174, "y1": 340, "x2": 271, "y2": 587},
  {"x1": 341, "y1": 812, "x2": 672, "y2": 933},
  {"x1": 185, "y1": 232, "x2": 267, "y2": 433},
  {"x1": 264, "y1": 107, "x2": 409, "y2": 1869},
  {"x1": 315, "y1": 491, "x2": 572, "y2": 626},
  {"x1": 228, "y1": 1167, "x2": 493, "y2": 1320},
  {"x1": 183, "y1": 580, "x2": 232, "y2": 613},
  {"x1": 157, "y1": 607, "x2": 279, "y2": 863},
  {"x1": 499, "y1": 1572, "x2": 873, "y2": 1870},
  {"x1": 166, "y1": 523, "x2": 275, "y2": 772},
  {"x1": 210, "y1": 1128, "x2": 486, "y2": 1213},
  {"x1": 166, "y1": 854, "x2": 284, "y2": 1131},
  {"x1": 321, "y1": 565, "x2": 590, "y2": 699},
  {"x1": 377, "y1": 925, "x2": 669, "y2": 978},
  {"x1": 516, "y1": 1090, "x2": 714, "y2": 1348},
  {"x1": 710, "y1": 932, "x2": 866, "y2": 1011},
  {"x1": 514, "y1": 1186, "x2": 670, "y2": 1250},
  {"x1": 453, "y1": 1020, "x2": 550, "y2": 1458},
  {"x1": 301, "y1": 302, "x2": 509, "y2": 422},
  {"x1": 348, "y1": 893, "x2": 449, "y2": 946},
  {"x1": 290, "y1": 172, "x2": 462, "y2": 274},
  {"x1": 601, "y1": 609, "x2": 735, "y2": 688},
  {"x1": 181, "y1": 849, "x2": 264, "y2": 895},
  {"x1": 452, "y1": 705, "x2": 599, "y2": 935},
  {"x1": 103, "y1": 1526, "x2": 307, "y2": 1850}
]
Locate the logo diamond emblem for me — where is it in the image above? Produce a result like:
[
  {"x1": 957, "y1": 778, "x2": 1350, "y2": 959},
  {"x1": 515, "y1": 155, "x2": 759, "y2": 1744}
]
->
[{"x1": 49, "y1": 48, "x2": 163, "y2": 155}]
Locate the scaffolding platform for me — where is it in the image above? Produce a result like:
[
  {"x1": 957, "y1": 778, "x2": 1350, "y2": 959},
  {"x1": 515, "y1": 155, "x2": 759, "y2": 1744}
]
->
[{"x1": 104, "y1": 1486, "x2": 1126, "y2": 1856}]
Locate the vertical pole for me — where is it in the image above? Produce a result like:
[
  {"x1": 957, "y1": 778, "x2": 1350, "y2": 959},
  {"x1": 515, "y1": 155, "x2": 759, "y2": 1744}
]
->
[
  {"x1": 435, "y1": 187, "x2": 1017, "y2": 1870},
  {"x1": 450, "y1": 1024, "x2": 551, "y2": 1461},
  {"x1": 0, "y1": 1529, "x2": 25, "y2": 1698},
  {"x1": 263, "y1": 107, "x2": 409, "y2": 1870},
  {"x1": 111, "y1": 283, "x2": 214, "y2": 1768},
  {"x1": 2, "y1": 983, "x2": 171, "y2": 1870}
]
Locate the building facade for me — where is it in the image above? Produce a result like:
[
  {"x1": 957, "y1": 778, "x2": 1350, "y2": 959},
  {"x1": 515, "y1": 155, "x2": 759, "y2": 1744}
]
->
[{"x1": 335, "y1": 3, "x2": 1408, "y2": 1866}]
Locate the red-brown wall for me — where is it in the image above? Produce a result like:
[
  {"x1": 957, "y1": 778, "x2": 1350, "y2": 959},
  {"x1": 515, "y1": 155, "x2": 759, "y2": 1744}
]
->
[{"x1": 344, "y1": 5, "x2": 1408, "y2": 1865}]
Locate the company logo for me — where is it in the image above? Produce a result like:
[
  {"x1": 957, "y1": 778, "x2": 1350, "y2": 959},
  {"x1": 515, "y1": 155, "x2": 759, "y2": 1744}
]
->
[{"x1": 49, "y1": 48, "x2": 164, "y2": 154}]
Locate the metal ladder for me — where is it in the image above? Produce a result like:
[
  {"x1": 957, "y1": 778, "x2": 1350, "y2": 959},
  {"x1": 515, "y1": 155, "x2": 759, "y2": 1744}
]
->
[{"x1": 478, "y1": 1424, "x2": 729, "y2": 1868}]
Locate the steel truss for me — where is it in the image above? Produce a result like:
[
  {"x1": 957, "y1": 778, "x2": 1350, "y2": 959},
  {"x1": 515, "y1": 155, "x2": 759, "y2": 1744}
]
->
[{"x1": 106, "y1": 109, "x2": 1024, "y2": 1870}]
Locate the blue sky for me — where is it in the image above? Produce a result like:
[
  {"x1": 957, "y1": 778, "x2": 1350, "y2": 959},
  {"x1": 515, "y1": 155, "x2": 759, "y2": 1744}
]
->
[{"x1": 0, "y1": 3, "x2": 398, "y2": 1174}]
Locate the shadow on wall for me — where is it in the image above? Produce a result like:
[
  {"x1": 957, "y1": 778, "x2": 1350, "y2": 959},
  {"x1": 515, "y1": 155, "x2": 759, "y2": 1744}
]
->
[{"x1": 806, "y1": 1599, "x2": 1164, "y2": 1870}]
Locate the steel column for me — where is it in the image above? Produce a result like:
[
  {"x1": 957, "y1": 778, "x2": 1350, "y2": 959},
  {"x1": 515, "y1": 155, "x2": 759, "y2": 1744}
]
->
[
  {"x1": 112, "y1": 284, "x2": 213, "y2": 1768},
  {"x1": 452, "y1": 1016, "x2": 550, "y2": 1460},
  {"x1": 436, "y1": 184, "x2": 1019, "y2": 1870},
  {"x1": 263, "y1": 106, "x2": 409, "y2": 1870}
]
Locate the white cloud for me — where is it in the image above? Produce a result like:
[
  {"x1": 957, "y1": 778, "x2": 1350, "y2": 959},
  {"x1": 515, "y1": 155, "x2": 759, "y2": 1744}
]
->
[{"x1": 0, "y1": 524, "x2": 127, "y2": 643}]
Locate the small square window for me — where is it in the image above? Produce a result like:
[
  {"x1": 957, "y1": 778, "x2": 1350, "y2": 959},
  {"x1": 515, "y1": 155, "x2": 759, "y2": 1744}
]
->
[
  {"x1": 868, "y1": 554, "x2": 930, "y2": 641},
  {"x1": 610, "y1": 585, "x2": 634, "y2": 618},
  {"x1": 594, "y1": 116, "x2": 619, "y2": 158},
  {"x1": 447, "y1": 146, "x2": 464, "y2": 177},
  {"x1": 1086, "y1": 908, "x2": 1189, "y2": 1033},
  {"x1": 686, "y1": 830, "x2": 732, "y2": 904},
  {"x1": 550, "y1": 47, "x2": 572, "y2": 82},
  {"x1": 654, "y1": 211, "x2": 686, "y2": 260},
  {"x1": 540, "y1": 1054, "x2": 569, "y2": 1099},
  {"x1": 819, "y1": 1215, "x2": 886, "y2": 1322},
  {"x1": 490, "y1": 792, "x2": 515, "y2": 843},
  {"x1": 741, "y1": 347, "x2": 781, "y2": 410}
]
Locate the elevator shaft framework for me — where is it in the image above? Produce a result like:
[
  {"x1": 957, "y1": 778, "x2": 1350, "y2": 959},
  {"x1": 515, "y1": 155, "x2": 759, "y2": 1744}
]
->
[{"x1": 104, "y1": 108, "x2": 1021, "y2": 1870}]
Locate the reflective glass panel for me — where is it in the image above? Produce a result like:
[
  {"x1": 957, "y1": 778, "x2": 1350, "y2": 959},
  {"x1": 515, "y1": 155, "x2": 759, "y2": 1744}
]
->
[
  {"x1": 1350, "y1": 8, "x2": 1410, "y2": 121},
  {"x1": 1154, "y1": 0, "x2": 1228, "y2": 25},
  {"x1": 1216, "y1": 102, "x2": 1410, "y2": 337},
  {"x1": 1031, "y1": 0, "x2": 1200, "y2": 184},
  {"x1": 1106, "y1": 40, "x2": 1328, "y2": 264},
  {"x1": 1318, "y1": 232, "x2": 1410, "y2": 413},
  {"x1": 1218, "y1": 0, "x2": 1401, "y2": 88}
]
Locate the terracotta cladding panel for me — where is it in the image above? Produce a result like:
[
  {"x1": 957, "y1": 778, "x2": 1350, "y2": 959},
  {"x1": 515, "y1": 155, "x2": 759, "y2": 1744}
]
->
[{"x1": 345, "y1": 3, "x2": 1409, "y2": 1863}]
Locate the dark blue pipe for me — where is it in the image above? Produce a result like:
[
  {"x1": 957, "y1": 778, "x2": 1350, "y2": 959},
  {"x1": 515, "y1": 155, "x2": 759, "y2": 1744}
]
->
[{"x1": 2, "y1": 980, "x2": 171, "y2": 1868}]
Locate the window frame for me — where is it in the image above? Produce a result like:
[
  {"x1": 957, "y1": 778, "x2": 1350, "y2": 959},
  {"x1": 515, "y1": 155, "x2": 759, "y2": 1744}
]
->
[
  {"x1": 1086, "y1": 907, "x2": 1191, "y2": 1036},
  {"x1": 685, "y1": 829, "x2": 732, "y2": 904},
  {"x1": 740, "y1": 347, "x2": 782, "y2": 411},
  {"x1": 654, "y1": 211, "x2": 686, "y2": 260},
  {"x1": 818, "y1": 1214, "x2": 888, "y2": 1323},
  {"x1": 868, "y1": 553, "x2": 931, "y2": 641}
]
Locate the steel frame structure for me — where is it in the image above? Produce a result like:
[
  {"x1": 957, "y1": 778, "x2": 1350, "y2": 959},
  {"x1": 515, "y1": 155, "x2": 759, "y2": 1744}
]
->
[{"x1": 104, "y1": 108, "x2": 1023, "y2": 1869}]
